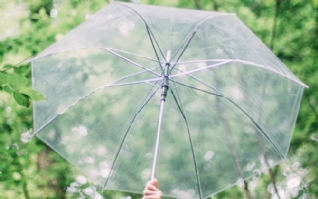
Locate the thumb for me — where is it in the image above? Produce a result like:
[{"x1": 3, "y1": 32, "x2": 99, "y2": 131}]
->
[{"x1": 151, "y1": 179, "x2": 159, "y2": 188}]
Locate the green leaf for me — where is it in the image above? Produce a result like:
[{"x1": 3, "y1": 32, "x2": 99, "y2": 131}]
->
[
  {"x1": 13, "y1": 64, "x2": 31, "y2": 76},
  {"x1": 18, "y1": 87, "x2": 45, "y2": 101},
  {"x1": 2, "y1": 85, "x2": 13, "y2": 94},
  {"x1": 0, "y1": 72, "x2": 29, "y2": 90},
  {"x1": 13, "y1": 92, "x2": 30, "y2": 107},
  {"x1": 3, "y1": 64, "x2": 13, "y2": 70}
]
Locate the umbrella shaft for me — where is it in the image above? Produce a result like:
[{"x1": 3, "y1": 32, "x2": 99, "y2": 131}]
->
[
  {"x1": 151, "y1": 50, "x2": 171, "y2": 180},
  {"x1": 151, "y1": 99, "x2": 165, "y2": 180}
]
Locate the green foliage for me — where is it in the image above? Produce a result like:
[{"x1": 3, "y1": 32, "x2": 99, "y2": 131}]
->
[
  {"x1": 0, "y1": 72, "x2": 29, "y2": 89},
  {"x1": 0, "y1": 0, "x2": 317, "y2": 198},
  {"x1": 0, "y1": 71, "x2": 44, "y2": 107},
  {"x1": 13, "y1": 92, "x2": 29, "y2": 107}
]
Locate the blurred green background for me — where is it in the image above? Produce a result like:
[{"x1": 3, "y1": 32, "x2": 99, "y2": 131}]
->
[{"x1": 0, "y1": 0, "x2": 317, "y2": 198}]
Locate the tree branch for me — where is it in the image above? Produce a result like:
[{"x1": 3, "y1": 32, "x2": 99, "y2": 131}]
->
[
  {"x1": 269, "y1": 167, "x2": 281, "y2": 199},
  {"x1": 193, "y1": 0, "x2": 202, "y2": 9},
  {"x1": 244, "y1": 181, "x2": 254, "y2": 199},
  {"x1": 270, "y1": 0, "x2": 281, "y2": 50},
  {"x1": 307, "y1": 96, "x2": 318, "y2": 123},
  {"x1": 23, "y1": 178, "x2": 30, "y2": 199},
  {"x1": 0, "y1": 55, "x2": 32, "y2": 72},
  {"x1": 211, "y1": 0, "x2": 219, "y2": 11}
]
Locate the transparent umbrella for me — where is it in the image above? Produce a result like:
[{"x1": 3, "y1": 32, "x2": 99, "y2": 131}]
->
[{"x1": 31, "y1": 2, "x2": 307, "y2": 199}]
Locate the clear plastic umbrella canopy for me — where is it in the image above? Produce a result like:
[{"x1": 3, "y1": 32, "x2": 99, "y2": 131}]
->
[{"x1": 31, "y1": 2, "x2": 307, "y2": 199}]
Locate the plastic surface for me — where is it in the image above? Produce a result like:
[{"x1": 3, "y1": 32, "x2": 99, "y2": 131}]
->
[{"x1": 32, "y1": 2, "x2": 306, "y2": 198}]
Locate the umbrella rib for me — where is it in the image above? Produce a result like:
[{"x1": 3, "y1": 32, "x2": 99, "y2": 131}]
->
[
  {"x1": 170, "y1": 80, "x2": 223, "y2": 97},
  {"x1": 104, "y1": 48, "x2": 161, "y2": 77},
  {"x1": 103, "y1": 82, "x2": 161, "y2": 189},
  {"x1": 31, "y1": 73, "x2": 163, "y2": 137},
  {"x1": 171, "y1": 79, "x2": 286, "y2": 160},
  {"x1": 172, "y1": 59, "x2": 308, "y2": 87},
  {"x1": 109, "y1": 48, "x2": 160, "y2": 63},
  {"x1": 171, "y1": 80, "x2": 244, "y2": 192},
  {"x1": 31, "y1": 47, "x2": 160, "y2": 64},
  {"x1": 169, "y1": 88, "x2": 203, "y2": 199},
  {"x1": 172, "y1": 67, "x2": 285, "y2": 159},
  {"x1": 172, "y1": 67, "x2": 223, "y2": 95},
  {"x1": 171, "y1": 80, "x2": 285, "y2": 160},
  {"x1": 223, "y1": 97, "x2": 286, "y2": 160},
  {"x1": 170, "y1": 14, "x2": 234, "y2": 68},
  {"x1": 115, "y1": 2, "x2": 166, "y2": 73},
  {"x1": 170, "y1": 60, "x2": 231, "y2": 79},
  {"x1": 146, "y1": 26, "x2": 165, "y2": 74},
  {"x1": 171, "y1": 68, "x2": 284, "y2": 160},
  {"x1": 40, "y1": 61, "x2": 161, "y2": 96}
]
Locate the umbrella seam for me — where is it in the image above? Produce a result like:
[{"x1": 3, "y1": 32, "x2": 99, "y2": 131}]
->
[
  {"x1": 170, "y1": 14, "x2": 235, "y2": 68},
  {"x1": 170, "y1": 88, "x2": 203, "y2": 199},
  {"x1": 145, "y1": 26, "x2": 166, "y2": 75},
  {"x1": 171, "y1": 59, "x2": 308, "y2": 88},
  {"x1": 225, "y1": 96, "x2": 285, "y2": 160},
  {"x1": 171, "y1": 79, "x2": 285, "y2": 160},
  {"x1": 31, "y1": 47, "x2": 161, "y2": 63},
  {"x1": 172, "y1": 67, "x2": 224, "y2": 96},
  {"x1": 30, "y1": 3, "x2": 121, "y2": 61},
  {"x1": 31, "y1": 74, "x2": 163, "y2": 137},
  {"x1": 105, "y1": 48, "x2": 161, "y2": 76},
  {"x1": 170, "y1": 79, "x2": 223, "y2": 97},
  {"x1": 170, "y1": 81, "x2": 285, "y2": 198},
  {"x1": 32, "y1": 47, "x2": 162, "y2": 77},
  {"x1": 114, "y1": 2, "x2": 166, "y2": 73},
  {"x1": 103, "y1": 83, "x2": 161, "y2": 189}
]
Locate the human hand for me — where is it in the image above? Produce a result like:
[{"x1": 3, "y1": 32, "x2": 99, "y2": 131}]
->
[{"x1": 142, "y1": 179, "x2": 162, "y2": 199}]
